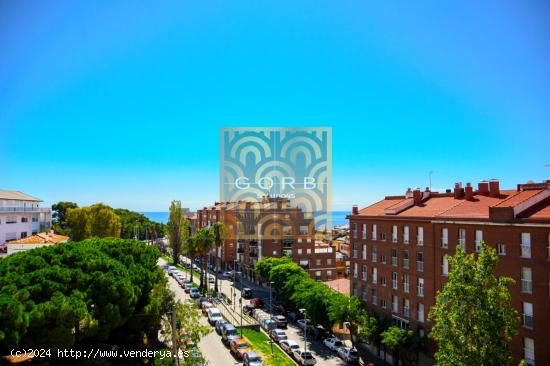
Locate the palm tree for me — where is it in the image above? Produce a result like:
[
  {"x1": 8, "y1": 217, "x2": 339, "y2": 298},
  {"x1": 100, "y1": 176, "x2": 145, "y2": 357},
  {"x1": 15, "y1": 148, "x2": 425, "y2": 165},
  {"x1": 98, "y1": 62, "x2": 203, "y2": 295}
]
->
[
  {"x1": 212, "y1": 222, "x2": 228, "y2": 293},
  {"x1": 194, "y1": 228, "x2": 215, "y2": 293},
  {"x1": 185, "y1": 234, "x2": 198, "y2": 284}
]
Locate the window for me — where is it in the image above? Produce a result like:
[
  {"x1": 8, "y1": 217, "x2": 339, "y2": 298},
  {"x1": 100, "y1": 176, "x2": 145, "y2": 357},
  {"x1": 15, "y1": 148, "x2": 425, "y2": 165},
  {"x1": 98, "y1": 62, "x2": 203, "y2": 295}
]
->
[
  {"x1": 523, "y1": 302, "x2": 533, "y2": 329},
  {"x1": 353, "y1": 244, "x2": 358, "y2": 258},
  {"x1": 442, "y1": 228, "x2": 449, "y2": 248},
  {"x1": 371, "y1": 246, "x2": 378, "y2": 262},
  {"x1": 6, "y1": 216, "x2": 16, "y2": 224},
  {"x1": 418, "y1": 303, "x2": 425, "y2": 322},
  {"x1": 403, "y1": 251, "x2": 409, "y2": 269},
  {"x1": 327, "y1": 270, "x2": 333, "y2": 280},
  {"x1": 362, "y1": 244, "x2": 367, "y2": 260},
  {"x1": 284, "y1": 225, "x2": 291, "y2": 235},
  {"x1": 299, "y1": 225, "x2": 308, "y2": 235},
  {"x1": 523, "y1": 337, "x2": 535, "y2": 365},
  {"x1": 297, "y1": 249, "x2": 303, "y2": 254},
  {"x1": 416, "y1": 252, "x2": 424, "y2": 272},
  {"x1": 521, "y1": 233, "x2": 531, "y2": 258},
  {"x1": 521, "y1": 267, "x2": 532, "y2": 294},
  {"x1": 353, "y1": 263, "x2": 358, "y2": 278},
  {"x1": 392, "y1": 295, "x2": 398, "y2": 313},
  {"x1": 362, "y1": 265, "x2": 367, "y2": 281},
  {"x1": 315, "y1": 271, "x2": 322, "y2": 280},
  {"x1": 371, "y1": 224, "x2": 377, "y2": 240},
  {"x1": 21, "y1": 217, "x2": 28, "y2": 223},
  {"x1": 417, "y1": 227, "x2": 424, "y2": 245},
  {"x1": 391, "y1": 248, "x2": 398, "y2": 266},
  {"x1": 31, "y1": 216, "x2": 38, "y2": 222},
  {"x1": 403, "y1": 274, "x2": 410, "y2": 293},
  {"x1": 442, "y1": 256, "x2": 449, "y2": 276},
  {"x1": 403, "y1": 226, "x2": 409, "y2": 244},
  {"x1": 316, "y1": 259, "x2": 321, "y2": 266},
  {"x1": 307, "y1": 248, "x2": 312, "y2": 254},
  {"x1": 497, "y1": 244, "x2": 506, "y2": 255},
  {"x1": 392, "y1": 225, "x2": 398, "y2": 242},
  {"x1": 273, "y1": 250, "x2": 278, "y2": 255},
  {"x1": 392, "y1": 272, "x2": 398, "y2": 289},
  {"x1": 381, "y1": 232, "x2": 387, "y2": 241},
  {"x1": 380, "y1": 255, "x2": 387, "y2": 264},
  {"x1": 20, "y1": 232, "x2": 27, "y2": 239},
  {"x1": 327, "y1": 258, "x2": 332, "y2": 265},
  {"x1": 475, "y1": 230, "x2": 483, "y2": 252},
  {"x1": 362, "y1": 224, "x2": 367, "y2": 240},
  {"x1": 418, "y1": 278, "x2": 424, "y2": 297},
  {"x1": 403, "y1": 299, "x2": 410, "y2": 318},
  {"x1": 5, "y1": 232, "x2": 16, "y2": 241},
  {"x1": 353, "y1": 283, "x2": 358, "y2": 297},
  {"x1": 372, "y1": 267, "x2": 377, "y2": 284},
  {"x1": 380, "y1": 298, "x2": 387, "y2": 309},
  {"x1": 362, "y1": 288, "x2": 368, "y2": 301},
  {"x1": 353, "y1": 223, "x2": 358, "y2": 239},
  {"x1": 371, "y1": 288, "x2": 377, "y2": 305},
  {"x1": 458, "y1": 228, "x2": 466, "y2": 250},
  {"x1": 380, "y1": 276, "x2": 386, "y2": 287}
]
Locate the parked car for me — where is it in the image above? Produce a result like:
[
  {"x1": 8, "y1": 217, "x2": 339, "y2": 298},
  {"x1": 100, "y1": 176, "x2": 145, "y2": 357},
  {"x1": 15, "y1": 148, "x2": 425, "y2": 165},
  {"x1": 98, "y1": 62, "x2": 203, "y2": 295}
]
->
[
  {"x1": 229, "y1": 339, "x2": 252, "y2": 359},
  {"x1": 269, "y1": 329, "x2": 287, "y2": 343},
  {"x1": 250, "y1": 297, "x2": 263, "y2": 308},
  {"x1": 215, "y1": 319, "x2": 228, "y2": 335},
  {"x1": 279, "y1": 340, "x2": 300, "y2": 354},
  {"x1": 207, "y1": 308, "x2": 223, "y2": 325},
  {"x1": 184, "y1": 285, "x2": 195, "y2": 294},
  {"x1": 201, "y1": 301, "x2": 213, "y2": 314},
  {"x1": 243, "y1": 351, "x2": 263, "y2": 366},
  {"x1": 262, "y1": 319, "x2": 277, "y2": 332},
  {"x1": 293, "y1": 350, "x2": 317, "y2": 365},
  {"x1": 242, "y1": 287, "x2": 253, "y2": 298},
  {"x1": 222, "y1": 271, "x2": 233, "y2": 278},
  {"x1": 296, "y1": 319, "x2": 311, "y2": 330},
  {"x1": 243, "y1": 304, "x2": 255, "y2": 316},
  {"x1": 272, "y1": 315, "x2": 287, "y2": 328},
  {"x1": 313, "y1": 325, "x2": 331, "y2": 340},
  {"x1": 189, "y1": 288, "x2": 201, "y2": 299},
  {"x1": 323, "y1": 336, "x2": 344, "y2": 351},
  {"x1": 222, "y1": 325, "x2": 241, "y2": 345},
  {"x1": 337, "y1": 347, "x2": 359, "y2": 363}
]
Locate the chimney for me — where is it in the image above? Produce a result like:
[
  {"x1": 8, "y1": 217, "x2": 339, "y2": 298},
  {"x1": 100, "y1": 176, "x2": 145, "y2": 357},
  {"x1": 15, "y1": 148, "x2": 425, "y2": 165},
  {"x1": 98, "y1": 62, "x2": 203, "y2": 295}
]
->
[
  {"x1": 489, "y1": 178, "x2": 500, "y2": 197},
  {"x1": 453, "y1": 182, "x2": 464, "y2": 199},
  {"x1": 465, "y1": 182, "x2": 474, "y2": 200},
  {"x1": 478, "y1": 180, "x2": 489, "y2": 196},
  {"x1": 352, "y1": 205, "x2": 358, "y2": 215},
  {"x1": 413, "y1": 188, "x2": 422, "y2": 204}
]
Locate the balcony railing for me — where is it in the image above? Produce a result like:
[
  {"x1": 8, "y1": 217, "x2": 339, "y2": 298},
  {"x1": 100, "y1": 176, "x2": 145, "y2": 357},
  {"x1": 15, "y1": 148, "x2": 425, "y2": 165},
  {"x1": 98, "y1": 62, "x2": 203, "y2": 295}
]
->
[
  {"x1": 391, "y1": 257, "x2": 397, "y2": 266},
  {"x1": 417, "y1": 261, "x2": 424, "y2": 272},
  {"x1": 0, "y1": 207, "x2": 41, "y2": 212},
  {"x1": 521, "y1": 279, "x2": 533, "y2": 294},
  {"x1": 523, "y1": 314, "x2": 533, "y2": 329}
]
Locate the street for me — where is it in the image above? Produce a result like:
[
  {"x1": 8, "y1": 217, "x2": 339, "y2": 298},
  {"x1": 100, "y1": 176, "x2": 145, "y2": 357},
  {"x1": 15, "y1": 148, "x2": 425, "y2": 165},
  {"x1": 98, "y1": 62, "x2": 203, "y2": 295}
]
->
[{"x1": 167, "y1": 255, "x2": 349, "y2": 366}]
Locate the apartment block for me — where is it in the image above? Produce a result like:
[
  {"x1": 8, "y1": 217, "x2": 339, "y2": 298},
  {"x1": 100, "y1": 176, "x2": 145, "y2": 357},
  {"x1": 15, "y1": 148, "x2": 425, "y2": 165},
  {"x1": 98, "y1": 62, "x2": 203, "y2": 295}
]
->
[
  {"x1": 0, "y1": 190, "x2": 52, "y2": 250},
  {"x1": 196, "y1": 196, "x2": 338, "y2": 281},
  {"x1": 349, "y1": 180, "x2": 550, "y2": 365}
]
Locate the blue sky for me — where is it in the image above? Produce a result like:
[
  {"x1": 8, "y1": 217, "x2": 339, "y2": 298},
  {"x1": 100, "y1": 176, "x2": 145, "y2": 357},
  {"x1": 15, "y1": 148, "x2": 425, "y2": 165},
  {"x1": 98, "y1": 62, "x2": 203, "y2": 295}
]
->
[{"x1": 1, "y1": 0, "x2": 549, "y2": 211}]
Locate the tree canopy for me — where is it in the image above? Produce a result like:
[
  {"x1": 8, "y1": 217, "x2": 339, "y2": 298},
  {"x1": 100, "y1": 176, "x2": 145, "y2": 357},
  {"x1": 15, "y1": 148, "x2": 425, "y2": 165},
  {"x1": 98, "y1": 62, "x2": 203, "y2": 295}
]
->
[
  {"x1": 428, "y1": 241, "x2": 519, "y2": 366},
  {"x1": 66, "y1": 204, "x2": 122, "y2": 241},
  {"x1": 0, "y1": 238, "x2": 167, "y2": 353}
]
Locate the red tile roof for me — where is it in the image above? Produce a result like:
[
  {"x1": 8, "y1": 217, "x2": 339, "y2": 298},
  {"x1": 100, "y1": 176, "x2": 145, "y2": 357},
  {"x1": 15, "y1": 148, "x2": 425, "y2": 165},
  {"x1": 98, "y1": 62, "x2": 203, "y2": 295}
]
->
[
  {"x1": 354, "y1": 183, "x2": 550, "y2": 222},
  {"x1": 9, "y1": 232, "x2": 69, "y2": 245}
]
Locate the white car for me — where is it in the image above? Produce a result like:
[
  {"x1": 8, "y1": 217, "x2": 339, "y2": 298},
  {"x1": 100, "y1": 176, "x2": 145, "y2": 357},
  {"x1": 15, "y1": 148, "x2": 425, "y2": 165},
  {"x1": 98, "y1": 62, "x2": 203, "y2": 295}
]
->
[
  {"x1": 323, "y1": 336, "x2": 344, "y2": 351},
  {"x1": 279, "y1": 340, "x2": 300, "y2": 354},
  {"x1": 296, "y1": 319, "x2": 311, "y2": 330},
  {"x1": 207, "y1": 308, "x2": 223, "y2": 325},
  {"x1": 292, "y1": 350, "x2": 316, "y2": 365},
  {"x1": 269, "y1": 329, "x2": 287, "y2": 343},
  {"x1": 337, "y1": 347, "x2": 359, "y2": 363}
]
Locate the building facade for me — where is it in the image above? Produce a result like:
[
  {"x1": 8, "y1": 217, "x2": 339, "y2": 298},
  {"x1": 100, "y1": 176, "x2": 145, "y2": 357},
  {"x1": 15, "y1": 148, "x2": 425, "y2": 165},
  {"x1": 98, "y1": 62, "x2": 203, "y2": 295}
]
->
[
  {"x1": 349, "y1": 180, "x2": 550, "y2": 365},
  {"x1": 0, "y1": 190, "x2": 52, "y2": 250},
  {"x1": 196, "y1": 196, "x2": 338, "y2": 281}
]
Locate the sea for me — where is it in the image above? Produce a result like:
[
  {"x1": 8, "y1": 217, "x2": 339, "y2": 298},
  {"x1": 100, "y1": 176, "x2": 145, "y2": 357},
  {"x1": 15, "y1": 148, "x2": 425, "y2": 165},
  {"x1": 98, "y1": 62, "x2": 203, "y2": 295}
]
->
[{"x1": 141, "y1": 211, "x2": 350, "y2": 227}]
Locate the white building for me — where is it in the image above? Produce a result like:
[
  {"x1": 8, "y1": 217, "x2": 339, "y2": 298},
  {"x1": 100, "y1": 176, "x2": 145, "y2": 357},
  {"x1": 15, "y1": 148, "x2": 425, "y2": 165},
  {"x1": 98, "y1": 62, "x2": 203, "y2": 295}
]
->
[{"x1": 0, "y1": 190, "x2": 52, "y2": 249}]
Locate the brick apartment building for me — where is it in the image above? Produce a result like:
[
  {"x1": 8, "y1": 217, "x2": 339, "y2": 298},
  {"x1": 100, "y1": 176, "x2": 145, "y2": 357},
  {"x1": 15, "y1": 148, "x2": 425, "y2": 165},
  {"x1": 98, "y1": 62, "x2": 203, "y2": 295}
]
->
[
  {"x1": 348, "y1": 179, "x2": 550, "y2": 365},
  {"x1": 196, "y1": 196, "x2": 338, "y2": 281}
]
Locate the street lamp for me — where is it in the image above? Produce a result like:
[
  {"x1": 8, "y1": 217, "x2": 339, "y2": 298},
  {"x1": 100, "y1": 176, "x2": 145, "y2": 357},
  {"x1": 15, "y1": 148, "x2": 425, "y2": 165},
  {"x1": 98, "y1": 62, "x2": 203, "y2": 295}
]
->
[
  {"x1": 269, "y1": 281, "x2": 274, "y2": 318},
  {"x1": 299, "y1": 308, "x2": 307, "y2": 353}
]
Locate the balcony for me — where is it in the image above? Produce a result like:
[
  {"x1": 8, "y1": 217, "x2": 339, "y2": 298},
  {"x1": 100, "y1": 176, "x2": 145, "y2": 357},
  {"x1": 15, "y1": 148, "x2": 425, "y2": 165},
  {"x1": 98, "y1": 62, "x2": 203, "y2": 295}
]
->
[
  {"x1": 237, "y1": 247, "x2": 245, "y2": 254},
  {"x1": 521, "y1": 279, "x2": 533, "y2": 294},
  {"x1": 0, "y1": 206, "x2": 41, "y2": 213},
  {"x1": 417, "y1": 261, "x2": 424, "y2": 272},
  {"x1": 249, "y1": 251, "x2": 258, "y2": 258},
  {"x1": 523, "y1": 314, "x2": 533, "y2": 329},
  {"x1": 282, "y1": 239, "x2": 293, "y2": 248}
]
